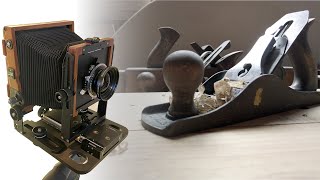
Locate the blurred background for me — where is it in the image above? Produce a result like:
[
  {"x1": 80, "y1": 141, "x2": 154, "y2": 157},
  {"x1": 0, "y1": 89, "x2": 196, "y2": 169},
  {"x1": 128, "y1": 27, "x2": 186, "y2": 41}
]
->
[
  {"x1": 77, "y1": 1, "x2": 320, "y2": 69},
  {"x1": 76, "y1": 0, "x2": 152, "y2": 38},
  {"x1": 0, "y1": 1, "x2": 320, "y2": 179},
  {"x1": 77, "y1": 1, "x2": 320, "y2": 92}
]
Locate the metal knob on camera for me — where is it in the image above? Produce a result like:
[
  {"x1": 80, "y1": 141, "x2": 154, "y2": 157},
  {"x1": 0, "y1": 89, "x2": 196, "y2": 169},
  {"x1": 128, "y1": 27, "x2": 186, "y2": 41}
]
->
[
  {"x1": 55, "y1": 89, "x2": 72, "y2": 103},
  {"x1": 163, "y1": 50, "x2": 204, "y2": 119}
]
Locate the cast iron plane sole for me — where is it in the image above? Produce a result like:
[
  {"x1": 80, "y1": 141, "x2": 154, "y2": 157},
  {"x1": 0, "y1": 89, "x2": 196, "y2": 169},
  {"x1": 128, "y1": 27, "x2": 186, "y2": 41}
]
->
[{"x1": 141, "y1": 74, "x2": 320, "y2": 137}]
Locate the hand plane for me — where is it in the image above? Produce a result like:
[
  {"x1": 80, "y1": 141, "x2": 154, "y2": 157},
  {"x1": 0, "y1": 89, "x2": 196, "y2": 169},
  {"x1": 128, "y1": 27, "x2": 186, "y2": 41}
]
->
[{"x1": 141, "y1": 10, "x2": 320, "y2": 137}]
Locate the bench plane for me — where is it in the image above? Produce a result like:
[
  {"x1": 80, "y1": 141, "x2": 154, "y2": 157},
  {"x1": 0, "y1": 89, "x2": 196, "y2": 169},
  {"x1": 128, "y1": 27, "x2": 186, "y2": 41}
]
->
[
  {"x1": 141, "y1": 10, "x2": 320, "y2": 137},
  {"x1": 121, "y1": 27, "x2": 242, "y2": 92}
]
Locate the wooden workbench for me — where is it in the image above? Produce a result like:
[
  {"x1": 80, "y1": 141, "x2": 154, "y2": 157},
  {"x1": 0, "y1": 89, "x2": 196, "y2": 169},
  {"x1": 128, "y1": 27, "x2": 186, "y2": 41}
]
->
[{"x1": 81, "y1": 92, "x2": 320, "y2": 180}]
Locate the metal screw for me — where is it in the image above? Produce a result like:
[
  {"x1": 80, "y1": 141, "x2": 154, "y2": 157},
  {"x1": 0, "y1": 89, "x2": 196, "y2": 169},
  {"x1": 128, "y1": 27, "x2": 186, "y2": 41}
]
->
[
  {"x1": 11, "y1": 112, "x2": 16, "y2": 117},
  {"x1": 80, "y1": 89, "x2": 86, "y2": 95},
  {"x1": 8, "y1": 97, "x2": 18, "y2": 105},
  {"x1": 6, "y1": 40, "x2": 13, "y2": 49}
]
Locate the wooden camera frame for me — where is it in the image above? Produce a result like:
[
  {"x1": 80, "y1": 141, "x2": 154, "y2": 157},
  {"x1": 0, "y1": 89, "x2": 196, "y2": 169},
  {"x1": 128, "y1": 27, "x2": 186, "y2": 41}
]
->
[{"x1": 3, "y1": 21, "x2": 114, "y2": 116}]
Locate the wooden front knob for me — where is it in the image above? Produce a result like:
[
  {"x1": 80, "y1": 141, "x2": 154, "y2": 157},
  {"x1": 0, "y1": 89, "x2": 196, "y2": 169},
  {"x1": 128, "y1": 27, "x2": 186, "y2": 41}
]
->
[{"x1": 163, "y1": 50, "x2": 204, "y2": 119}]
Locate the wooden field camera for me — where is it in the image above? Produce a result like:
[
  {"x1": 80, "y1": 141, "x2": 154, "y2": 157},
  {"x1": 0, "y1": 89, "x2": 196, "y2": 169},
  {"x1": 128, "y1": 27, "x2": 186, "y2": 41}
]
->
[{"x1": 3, "y1": 21, "x2": 128, "y2": 175}]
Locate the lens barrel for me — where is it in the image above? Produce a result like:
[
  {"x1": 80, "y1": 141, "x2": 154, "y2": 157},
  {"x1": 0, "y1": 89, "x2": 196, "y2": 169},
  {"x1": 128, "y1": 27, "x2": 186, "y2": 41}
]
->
[{"x1": 84, "y1": 63, "x2": 119, "y2": 101}]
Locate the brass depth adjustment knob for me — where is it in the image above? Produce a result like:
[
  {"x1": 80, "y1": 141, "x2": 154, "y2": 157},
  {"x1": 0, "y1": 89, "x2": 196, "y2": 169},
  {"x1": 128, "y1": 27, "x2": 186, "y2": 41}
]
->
[{"x1": 163, "y1": 50, "x2": 204, "y2": 119}]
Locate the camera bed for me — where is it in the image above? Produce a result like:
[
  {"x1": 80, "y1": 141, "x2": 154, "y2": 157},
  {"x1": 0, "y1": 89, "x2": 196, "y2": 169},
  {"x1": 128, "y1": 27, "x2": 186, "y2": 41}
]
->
[{"x1": 22, "y1": 115, "x2": 127, "y2": 174}]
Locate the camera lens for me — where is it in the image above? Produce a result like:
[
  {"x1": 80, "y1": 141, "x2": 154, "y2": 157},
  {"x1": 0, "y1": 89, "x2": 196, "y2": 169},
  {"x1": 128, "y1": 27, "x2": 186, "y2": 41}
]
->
[
  {"x1": 84, "y1": 63, "x2": 119, "y2": 101},
  {"x1": 95, "y1": 66, "x2": 119, "y2": 101},
  {"x1": 99, "y1": 74, "x2": 110, "y2": 92}
]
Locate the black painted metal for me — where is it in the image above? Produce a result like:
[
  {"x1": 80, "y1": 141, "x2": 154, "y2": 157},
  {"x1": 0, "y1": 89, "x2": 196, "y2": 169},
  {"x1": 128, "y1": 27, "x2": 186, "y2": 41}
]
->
[
  {"x1": 21, "y1": 114, "x2": 128, "y2": 174},
  {"x1": 289, "y1": 18, "x2": 317, "y2": 91},
  {"x1": 192, "y1": 41, "x2": 243, "y2": 69},
  {"x1": 190, "y1": 42, "x2": 214, "y2": 56}
]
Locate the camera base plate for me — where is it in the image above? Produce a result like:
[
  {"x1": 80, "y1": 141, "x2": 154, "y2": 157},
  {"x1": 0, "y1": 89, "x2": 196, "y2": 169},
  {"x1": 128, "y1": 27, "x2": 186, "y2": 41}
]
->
[{"x1": 20, "y1": 117, "x2": 128, "y2": 174}]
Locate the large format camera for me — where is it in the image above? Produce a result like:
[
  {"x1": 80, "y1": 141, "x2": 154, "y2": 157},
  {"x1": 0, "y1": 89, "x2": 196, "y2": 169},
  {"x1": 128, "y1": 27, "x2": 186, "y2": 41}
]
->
[{"x1": 3, "y1": 21, "x2": 127, "y2": 175}]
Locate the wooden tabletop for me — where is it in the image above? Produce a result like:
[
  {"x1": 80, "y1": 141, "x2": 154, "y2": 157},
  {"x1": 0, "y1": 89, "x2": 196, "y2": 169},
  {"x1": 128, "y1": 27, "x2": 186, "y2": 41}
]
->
[{"x1": 81, "y1": 92, "x2": 320, "y2": 180}]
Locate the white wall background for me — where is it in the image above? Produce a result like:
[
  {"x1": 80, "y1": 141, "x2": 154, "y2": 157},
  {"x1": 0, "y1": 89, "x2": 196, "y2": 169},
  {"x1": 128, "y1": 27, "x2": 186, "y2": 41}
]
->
[{"x1": 76, "y1": 0, "x2": 151, "y2": 38}]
